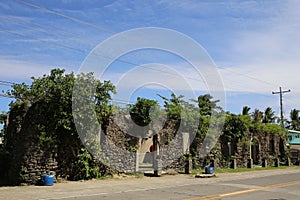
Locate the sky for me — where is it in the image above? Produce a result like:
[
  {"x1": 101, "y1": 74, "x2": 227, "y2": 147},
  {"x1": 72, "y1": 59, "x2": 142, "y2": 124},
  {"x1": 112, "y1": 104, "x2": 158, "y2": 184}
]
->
[{"x1": 1, "y1": 0, "x2": 300, "y2": 121}]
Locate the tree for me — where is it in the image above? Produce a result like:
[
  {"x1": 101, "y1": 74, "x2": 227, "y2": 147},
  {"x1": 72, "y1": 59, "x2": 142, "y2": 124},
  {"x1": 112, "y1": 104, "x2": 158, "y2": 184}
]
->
[
  {"x1": 219, "y1": 113, "x2": 248, "y2": 159},
  {"x1": 189, "y1": 94, "x2": 224, "y2": 157},
  {"x1": 222, "y1": 114, "x2": 247, "y2": 143},
  {"x1": 7, "y1": 68, "x2": 116, "y2": 180},
  {"x1": 242, "y1": 106, "x2": 251, "y2": 115},
  {"x1": 0, "y1": 112, "x2": 7, "y2": 137},
  {"x1": 195, "y1": 94, "x2": 220, "y2": 116},
  {"x1": 262, "y1": 107, "x2": 276, "y2": 123},
  {"x1": 158, "y1": 93, "x2": 185, "y2": 121},
  {"x1": 289, "y1": 109, "x2": 300, "y2": 130},
  {"x1": 252, "y1": 109, "x2": 263, "y2": 123},
  {"x1": 129, "y1": 97, "x2": 159, "y2": 127}
]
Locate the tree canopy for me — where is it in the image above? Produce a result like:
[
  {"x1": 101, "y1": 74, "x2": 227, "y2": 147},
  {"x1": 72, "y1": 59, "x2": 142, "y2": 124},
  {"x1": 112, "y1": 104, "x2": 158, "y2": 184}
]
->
[
  {"x1": 5, "y1": 68, "x2": 116, "y2": 180},
  {"x1": 129, "y1": 97, "x2": 159, "y2": 127},
  {"x1": 262, "y1": 107, "x2": 276, "y2": 124}
]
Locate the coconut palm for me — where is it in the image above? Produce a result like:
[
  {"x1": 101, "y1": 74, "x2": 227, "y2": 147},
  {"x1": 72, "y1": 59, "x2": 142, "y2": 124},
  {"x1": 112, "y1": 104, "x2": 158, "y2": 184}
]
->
[
  {"x1": 242, "y1": 106, "x2": 251, "y2": 116},
  {"x1": 252, "y1": 109, "x2": 263, "y2": 123},
  {"x1": 289, "y1": 109, "x2": 300, "y2": 130},
  {"x1": 262, "y1": 107, "x2": 276, "y2": 123}
]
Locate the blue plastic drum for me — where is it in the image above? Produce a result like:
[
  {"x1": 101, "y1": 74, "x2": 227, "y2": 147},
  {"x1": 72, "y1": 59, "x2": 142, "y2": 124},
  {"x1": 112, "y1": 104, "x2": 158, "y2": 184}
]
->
[
  {"x1": 40, "y1": 174, "x2": 54, "y2": 186},
  {"x1": 205, "y1": 166, "x2": 215, "y2": 174}
]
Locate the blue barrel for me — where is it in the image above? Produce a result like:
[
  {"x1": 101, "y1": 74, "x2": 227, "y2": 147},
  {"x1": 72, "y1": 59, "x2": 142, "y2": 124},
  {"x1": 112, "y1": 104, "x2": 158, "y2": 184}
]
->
[
  {"x1": 209, "y1": 166, "x2": 214, "y2": 174},
  {"x1": 205, "y1": 166, "x2": 214, "y2": 174},
  {"x1": 40, "y1": 174, "x2": 54, "y2": 186}
]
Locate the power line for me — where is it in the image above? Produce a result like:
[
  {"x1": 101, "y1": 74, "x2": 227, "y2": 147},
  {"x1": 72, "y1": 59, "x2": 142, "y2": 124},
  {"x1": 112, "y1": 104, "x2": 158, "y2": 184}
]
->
[
  {"x1": 0, "y1": 80, "x2": 15, "y2": 85},
  {"x1": 13, "y1": 0, "x2": 285, "y2": 92},
  {"x1": 0, "y1": 78, "x2": 136, "y2": 104},
  {"x1": 1, "y1": 29, "x2": 284, "y2": 107},
  {"x1": 9, "y1": 1, "x2": 214, "y2": 84},
  {"x1": 0, "y1": 14, "x2": 79, "y2": 37},
  {"x1": 0, "y1": 80, "x2": 18, "y2": 99},
  {"x1": 1, "y1": 1, "x2": 294, "y2": 113},
  {"x1": 0, "y1": 93, "x2": 14, "y2": 98},
  {"x1": 9, "y1": 0, "x2": 294, "y2": 105},
  {"x1": 0, "y1": 29, "x2": 89, "y2": 55},
  {"x1": 0, "y1": 18, "x2": 69, "y2": 40},
  {"x1": 3, "y1": 25, "x2": 280, "y2": 95},
  {"x1": 15, "y1": 0, "x2": 115, "y2": 34},
  {"x1": 218, "y1": 66, "x2": 278, "y2": 87},
  {"x1": 0, "y1": 82, "x2": 12, "y2": 87},
  {"x1": 0, "y1": 29, "x2": 209, "y2": 85}
]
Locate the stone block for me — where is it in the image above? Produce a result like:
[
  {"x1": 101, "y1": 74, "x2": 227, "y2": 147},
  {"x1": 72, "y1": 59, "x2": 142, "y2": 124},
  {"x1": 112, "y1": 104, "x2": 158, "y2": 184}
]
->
[
  {"x1": 247, "y1": 159, "x2": 253, "y2": 168},
  {"x1": 274, "y1": 158, "x2": 280, "y2": 167},
  {"x1": 185, "y1": 158, "x2": 192, "y2": 174},
  {"x1": 262, "y1": 158, "x2": 268, "y2": 168},
  {"x1": 286, "y1": 157, "x2": 291, "y2": 166},
  {"x1": 230, "y1": 159, "x2": 237, "y2": 169}
]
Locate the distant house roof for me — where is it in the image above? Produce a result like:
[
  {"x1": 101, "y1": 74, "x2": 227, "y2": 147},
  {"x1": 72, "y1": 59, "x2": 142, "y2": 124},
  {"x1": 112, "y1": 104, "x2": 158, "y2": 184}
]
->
[
  {"x1": 289, "y1": 130, "x2": 300, "y2": 134},
  {"x1": 288, "y1": 130, "x2": 300, "y2": 145}
]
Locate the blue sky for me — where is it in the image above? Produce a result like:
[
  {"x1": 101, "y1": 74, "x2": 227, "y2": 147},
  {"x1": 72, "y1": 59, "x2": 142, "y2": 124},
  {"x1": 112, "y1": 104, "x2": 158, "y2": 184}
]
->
[{"x1": 1, "y1": 0, "x2": 300, "y2": 120}]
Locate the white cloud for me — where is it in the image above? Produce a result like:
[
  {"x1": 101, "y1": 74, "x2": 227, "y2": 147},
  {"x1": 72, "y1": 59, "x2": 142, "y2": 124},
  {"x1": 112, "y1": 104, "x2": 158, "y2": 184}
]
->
[
  {"x1": 0, "y1": 58, "x2": 53, "y2": 82},
  {"x1": 99, "y1": 61, "x2": 227, "y2": 106},
  {"x1": 1, "y1": 0, "x2": 300, "y2": 114},
  {"x1": 102, "y1": 63, "x2": 207, "y2": 90},
  {"x1": 218, "y1": 61, "x2": 300, "y2": 93},
  {"x1": 213, "y1": 1, "x2": 300, "y2": 97}
]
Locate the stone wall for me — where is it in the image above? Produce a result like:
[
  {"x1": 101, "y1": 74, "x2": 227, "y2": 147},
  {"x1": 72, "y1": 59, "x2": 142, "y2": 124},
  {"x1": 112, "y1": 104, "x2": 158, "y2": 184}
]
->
[
  {"x1": 216, "y1": 131, "x2": 287, "y2": 168},
  {"x1": 11, "y1": 144, "x2": 58, "y2": 185},
  {"x1": 3, "y1": 109, "x2": 139, "y2": 185},
  {"x1": 133, "y1": 115, "x2": 290, "y2": 170},
  {"x1": 100, "y1": 115, "x2": 139, "y2": 173},
  {"x1": 4, "y1": 103, "x2": 59, "y2": 185},
  {"x1": 2, "y1": 103, "x2": 290, "y2": 185}
]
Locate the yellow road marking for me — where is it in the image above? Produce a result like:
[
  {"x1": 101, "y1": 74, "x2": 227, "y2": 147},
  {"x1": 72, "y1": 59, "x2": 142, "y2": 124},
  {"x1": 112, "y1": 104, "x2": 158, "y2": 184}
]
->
[{"x1": 185, "y1": 180, "x2": 300, "y2": 200}]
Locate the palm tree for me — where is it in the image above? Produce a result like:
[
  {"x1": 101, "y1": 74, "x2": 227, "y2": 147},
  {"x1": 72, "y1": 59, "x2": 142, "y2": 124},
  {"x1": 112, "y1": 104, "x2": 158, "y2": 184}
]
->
[
  {"x1": 262, "y1": 107, "x2": 276, "y2": 123},
  {"x1": 252, "y1": 109, "x2": 263, "y2": 123},
  {"x1": 242, "y1": 106, "x2": 251, "y2": 115},
  {"x1": 289, "y1": 109, "x2": 300, "y2": 130}
]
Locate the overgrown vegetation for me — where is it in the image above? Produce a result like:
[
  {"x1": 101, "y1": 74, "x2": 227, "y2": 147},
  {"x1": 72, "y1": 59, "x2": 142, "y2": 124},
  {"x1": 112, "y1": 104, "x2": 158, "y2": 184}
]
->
[
  {"x1": 0, "y1": 68, "x2": 294, "y2": 185},
  {"x1": 1, "y1": 69, "x2": 116, "y2": 183}
]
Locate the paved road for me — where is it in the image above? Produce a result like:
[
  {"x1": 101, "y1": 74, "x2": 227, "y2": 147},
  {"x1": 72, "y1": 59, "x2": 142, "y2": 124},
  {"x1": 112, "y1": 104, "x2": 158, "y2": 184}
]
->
[{"x1": 1, "y1": 168, "x2": 300, "y2": 200}]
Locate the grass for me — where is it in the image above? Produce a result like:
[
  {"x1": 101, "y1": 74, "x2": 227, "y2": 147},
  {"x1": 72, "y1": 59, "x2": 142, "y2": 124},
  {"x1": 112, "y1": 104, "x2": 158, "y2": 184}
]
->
[
  {"x1": 57, "y1": 165, "x2": 300, "y2": 183},
  {"x1": 189, "y1": 165, "x2": 300, "y2": 175}
]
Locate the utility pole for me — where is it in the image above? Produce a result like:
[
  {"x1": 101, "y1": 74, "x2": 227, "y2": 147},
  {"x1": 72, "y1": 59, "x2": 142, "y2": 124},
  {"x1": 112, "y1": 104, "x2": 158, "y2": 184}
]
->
[{"x1": 272, "y1": 87, "x2": 291, "y2": 127}]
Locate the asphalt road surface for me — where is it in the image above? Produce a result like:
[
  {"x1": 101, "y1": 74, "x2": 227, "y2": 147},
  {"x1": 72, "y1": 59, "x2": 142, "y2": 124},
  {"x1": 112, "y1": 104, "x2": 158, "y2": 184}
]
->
[{"x1": 1, "y1": 168, "x2": 300, "y2": 200}]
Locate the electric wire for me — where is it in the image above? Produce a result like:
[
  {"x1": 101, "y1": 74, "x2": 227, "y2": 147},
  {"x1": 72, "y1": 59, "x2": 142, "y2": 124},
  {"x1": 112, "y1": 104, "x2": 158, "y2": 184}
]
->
[
  {"x1": 13, "y1": 0, "x2": 282, "y2": 89},
  {"x1": 2, "y1": 0, "x2": 295, "y2": 111},
  {"x1": 12, "y1": 0, "x2": 285, "y2": 91},
  {"x1": 15, "y1": 0, "x2": 115, "y2": 34}
]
